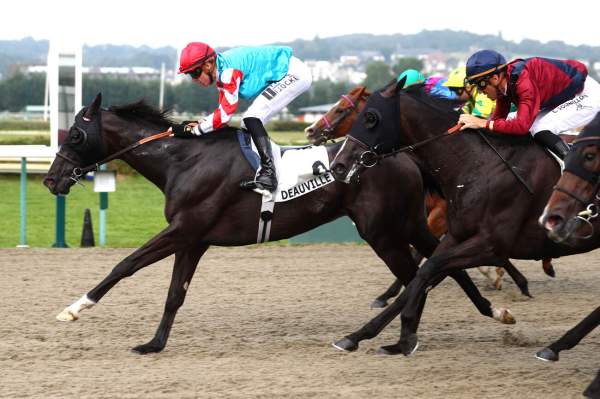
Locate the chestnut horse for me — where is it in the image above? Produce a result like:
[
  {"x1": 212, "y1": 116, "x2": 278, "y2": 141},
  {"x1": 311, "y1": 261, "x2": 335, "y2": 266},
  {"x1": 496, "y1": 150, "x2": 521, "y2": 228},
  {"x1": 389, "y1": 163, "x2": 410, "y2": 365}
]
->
[
  {"x1": 43, "y1": 93, "x2": 514, "y2": 354},
  {"x1": 538, "y1": 113, "x2": 600, "y2": 398},
  {"x1": 329, "y1": 81, "x2": 600, "y2": 357},
  {"x1": 305, "y1": 86, "x2": 553, "y2": 302}
]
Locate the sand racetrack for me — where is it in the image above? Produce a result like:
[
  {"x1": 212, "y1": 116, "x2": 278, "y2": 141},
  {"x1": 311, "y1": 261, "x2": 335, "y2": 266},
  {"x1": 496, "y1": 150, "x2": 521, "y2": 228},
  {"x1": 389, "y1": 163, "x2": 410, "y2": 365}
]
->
[{"x1": 0, "y1": 245, "x2": 598, "y2": 398}]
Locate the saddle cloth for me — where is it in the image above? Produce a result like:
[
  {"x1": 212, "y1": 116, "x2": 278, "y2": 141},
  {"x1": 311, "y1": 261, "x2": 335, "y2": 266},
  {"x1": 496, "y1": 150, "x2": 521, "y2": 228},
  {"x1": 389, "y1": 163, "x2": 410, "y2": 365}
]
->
[{"x1": 237, "y1": 131, "x2": 335, "y2": 202}]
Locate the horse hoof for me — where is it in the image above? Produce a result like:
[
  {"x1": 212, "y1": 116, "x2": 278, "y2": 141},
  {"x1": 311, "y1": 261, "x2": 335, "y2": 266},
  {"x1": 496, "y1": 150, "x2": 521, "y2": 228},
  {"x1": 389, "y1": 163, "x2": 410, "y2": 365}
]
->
[
  {"x1": 332, "y1": 337, "x2": 359, "y2": 352},
  {"x1": 493, "y1": 308, "x2": 516, "y2": 324},
  {"x1": 399, "y1": 334, "x2": 419, "y2": 356},
  {"x1": 544, "y1": 265, "x2": 556, "y2": 278},
  {"x1": 370, "y1": 299, "x2": 388, "y2": 309},
  {"x1": 56, "y1": 308, "x2": 78, "y2": 321},
  {"x1": 131, "y1": 343, "x2": 164, "y2": 355},
  {"x1": 535, "y1": 347, "x2": 559, "y2": 362}
]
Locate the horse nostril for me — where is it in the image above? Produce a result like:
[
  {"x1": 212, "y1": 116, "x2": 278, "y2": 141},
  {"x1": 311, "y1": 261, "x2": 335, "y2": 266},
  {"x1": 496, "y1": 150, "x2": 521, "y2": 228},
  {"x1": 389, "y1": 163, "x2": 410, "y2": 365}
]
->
[
  {"x1": 304, "y1": 127, "x2": 314, "y2": 136},
  {"x1": 544, "y1": 214, "x2": 564, "y2": 231},
  {"x1": 333, "y1": 163, "x2": 346, "y2": 176},
  {"x1": 43, "y1": 177, "x2": 55, "y2": 188}
]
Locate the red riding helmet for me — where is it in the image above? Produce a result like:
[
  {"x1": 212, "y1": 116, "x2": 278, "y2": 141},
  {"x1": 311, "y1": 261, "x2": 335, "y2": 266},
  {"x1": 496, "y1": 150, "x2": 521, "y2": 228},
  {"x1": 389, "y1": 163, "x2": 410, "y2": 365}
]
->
[{"x1": 179, "y1": 42, "x2": 216, "y2": 74}]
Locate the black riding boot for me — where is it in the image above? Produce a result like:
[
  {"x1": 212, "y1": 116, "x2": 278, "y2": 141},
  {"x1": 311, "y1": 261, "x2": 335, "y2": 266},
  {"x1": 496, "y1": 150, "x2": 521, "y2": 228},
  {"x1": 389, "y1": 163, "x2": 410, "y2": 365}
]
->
[
  {"x1": 240, "y1": 117, "x2": 278, "y2": 193},
  {"x1": 534, "y1": 130, "x2": 570, "y2": 160}
]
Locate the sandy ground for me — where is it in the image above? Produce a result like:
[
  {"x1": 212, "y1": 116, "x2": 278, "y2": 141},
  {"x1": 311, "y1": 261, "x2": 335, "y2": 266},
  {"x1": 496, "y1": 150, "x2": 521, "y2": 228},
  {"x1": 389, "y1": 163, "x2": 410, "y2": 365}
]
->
[{"x1": 0, "y1": 245, "x2": 598, "y2": 399}]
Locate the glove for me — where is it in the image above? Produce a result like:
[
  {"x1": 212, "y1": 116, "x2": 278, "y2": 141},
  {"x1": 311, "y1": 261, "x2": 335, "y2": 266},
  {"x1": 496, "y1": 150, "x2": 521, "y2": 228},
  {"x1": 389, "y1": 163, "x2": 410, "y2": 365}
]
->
[{"x1": 171, "y1": 123, "x2": 197, "y2": 138}]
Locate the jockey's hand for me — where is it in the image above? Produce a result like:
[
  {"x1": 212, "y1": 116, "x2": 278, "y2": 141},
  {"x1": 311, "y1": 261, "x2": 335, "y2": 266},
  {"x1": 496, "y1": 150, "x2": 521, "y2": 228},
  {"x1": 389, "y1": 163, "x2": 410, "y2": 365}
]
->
[
  {"x1": 459, "y1": 114, "x2": 487, "y2": 130},
  {"x1": 171, "y1": 123, "x2": 198, "y2": 138}
]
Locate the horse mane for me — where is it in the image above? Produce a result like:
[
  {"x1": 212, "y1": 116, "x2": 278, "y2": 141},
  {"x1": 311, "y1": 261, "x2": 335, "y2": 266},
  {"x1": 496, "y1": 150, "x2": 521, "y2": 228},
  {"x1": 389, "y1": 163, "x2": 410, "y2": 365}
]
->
[
  {"x1": 109, "y1": 100, "x2": 174, "y2": 128},
  {"x1": 400, "y1": 83, "x2": 462, "y2": 118}
]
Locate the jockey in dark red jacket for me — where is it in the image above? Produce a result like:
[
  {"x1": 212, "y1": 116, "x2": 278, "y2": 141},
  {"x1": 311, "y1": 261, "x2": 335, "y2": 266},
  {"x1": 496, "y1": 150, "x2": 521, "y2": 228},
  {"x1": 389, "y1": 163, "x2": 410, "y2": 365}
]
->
[{"x1": 459, "y1": 49, "x2": 600, "y2": 159}]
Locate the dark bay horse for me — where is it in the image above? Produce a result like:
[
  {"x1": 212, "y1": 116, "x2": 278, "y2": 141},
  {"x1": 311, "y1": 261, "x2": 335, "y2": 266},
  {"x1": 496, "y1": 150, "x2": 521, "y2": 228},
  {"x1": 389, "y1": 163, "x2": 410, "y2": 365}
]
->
[
  {"x1": 538, "y1": 114, "x2": 600, "y2": 398},
  {"x1": 328, "y1": 81, "x2": 600, "y2": 357},
  {"x1": 305, "y1": 86, "x2": 549, "y2": 303},
  {"x1": 43, "y1": 93, "x2": 513, "y2": 354}
]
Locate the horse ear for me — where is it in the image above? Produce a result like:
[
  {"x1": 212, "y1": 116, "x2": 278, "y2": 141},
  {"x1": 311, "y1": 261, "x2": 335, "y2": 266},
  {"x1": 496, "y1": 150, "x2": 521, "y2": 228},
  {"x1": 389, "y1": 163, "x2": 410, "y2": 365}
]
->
[
  {"x1": 395, "y1": 76, "x2": 407, "y2": 93},
  {"x1": 84, "y1": 92, "x2": 102, "y2": 121}
]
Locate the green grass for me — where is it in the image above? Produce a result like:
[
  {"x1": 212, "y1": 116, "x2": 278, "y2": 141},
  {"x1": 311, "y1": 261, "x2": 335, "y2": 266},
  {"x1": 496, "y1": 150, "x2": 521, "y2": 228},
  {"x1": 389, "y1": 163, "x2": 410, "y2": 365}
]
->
[{"x1": 0, "y1": 174, "x2": 167, "y2": 248}]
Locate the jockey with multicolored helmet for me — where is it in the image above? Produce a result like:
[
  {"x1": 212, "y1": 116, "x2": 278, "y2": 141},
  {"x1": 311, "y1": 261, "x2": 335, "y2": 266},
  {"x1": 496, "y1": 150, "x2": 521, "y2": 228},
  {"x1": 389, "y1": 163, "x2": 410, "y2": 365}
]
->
[
  {"x1": 397, "y1": 69, "x2": 459, "y2": 100},
  {"x1": 174, "y1": 42, "x2": 312, "y2": 195},
  {"x1": 458, "y1": 49, "x2": 600, "y2": 159},
  {"x1": 443, "y1": 66, "x2": 495, "y2": 119}
]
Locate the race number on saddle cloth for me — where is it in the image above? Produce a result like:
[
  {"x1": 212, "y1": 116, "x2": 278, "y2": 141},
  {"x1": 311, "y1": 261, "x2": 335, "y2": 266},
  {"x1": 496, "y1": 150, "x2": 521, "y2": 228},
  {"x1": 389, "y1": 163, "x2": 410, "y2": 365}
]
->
[{"x1": 237, "y1": 131, "x2": 334, "y2": 203}]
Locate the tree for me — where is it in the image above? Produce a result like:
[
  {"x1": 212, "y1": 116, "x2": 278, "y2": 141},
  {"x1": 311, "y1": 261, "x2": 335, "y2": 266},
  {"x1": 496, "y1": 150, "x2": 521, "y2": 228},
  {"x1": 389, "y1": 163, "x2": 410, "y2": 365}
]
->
[
  {"x1": 392, "y1": 57, "x2": 424, "y2": 76},
  {"x1": 362, "y1": 61, "x2": 393, "y2": 91}
]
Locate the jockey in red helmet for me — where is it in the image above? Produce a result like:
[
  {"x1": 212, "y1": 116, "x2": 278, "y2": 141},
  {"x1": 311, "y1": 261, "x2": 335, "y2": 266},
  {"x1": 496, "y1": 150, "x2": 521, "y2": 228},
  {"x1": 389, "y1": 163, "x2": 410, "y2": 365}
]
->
[{"x1": 173, "y1": 42, "x2": 313, "y2": 196}]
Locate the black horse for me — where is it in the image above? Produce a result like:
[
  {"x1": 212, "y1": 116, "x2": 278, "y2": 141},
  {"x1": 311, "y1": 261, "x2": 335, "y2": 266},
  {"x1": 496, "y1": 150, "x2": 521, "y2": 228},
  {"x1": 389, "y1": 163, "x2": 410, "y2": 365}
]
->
[
  {"x1": 538, "y1": 114, "x2": 600, "y2": 398},
  {"x1": 43, "y1": 93, "x2": 513, "y2": 354},
  {"x1": 329, "y1": 81, "x2": 600, "y2": 356}
]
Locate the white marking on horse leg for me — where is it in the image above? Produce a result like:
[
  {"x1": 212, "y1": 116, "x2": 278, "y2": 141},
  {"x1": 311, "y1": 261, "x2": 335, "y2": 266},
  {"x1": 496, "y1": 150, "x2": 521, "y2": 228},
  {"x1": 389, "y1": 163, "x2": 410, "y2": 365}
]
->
[
  {"x1": 183, "y1": 281, "x2": 189, "y2": 291},
  {"x1": 56, "y1": 294, "x2": 96, "y2": 321},
  {"x1": 492, "y1": 307, "x2": 516, "y2": 324}
]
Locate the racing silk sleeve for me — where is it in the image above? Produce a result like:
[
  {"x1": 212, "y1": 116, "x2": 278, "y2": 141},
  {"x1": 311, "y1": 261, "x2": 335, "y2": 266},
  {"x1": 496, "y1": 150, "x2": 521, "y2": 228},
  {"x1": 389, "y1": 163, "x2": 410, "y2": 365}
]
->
[
  {"x1": 490, "y1": 69, "x2": 541, "y2": 135},
  {"x1": 197, "y1": 68, "x2": 244, "y2": 134},
  {"x1": 465, "y1": 91, "x2": 495, "y2": 119}
]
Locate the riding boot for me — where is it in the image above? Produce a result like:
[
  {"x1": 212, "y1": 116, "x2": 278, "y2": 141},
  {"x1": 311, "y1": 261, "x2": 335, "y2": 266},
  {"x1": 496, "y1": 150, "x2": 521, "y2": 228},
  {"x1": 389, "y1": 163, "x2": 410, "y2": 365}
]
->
[
  {"x1": 534, "y1": 130, "x2": 570, "y2": 160},
  {"x1": 240, "y1": 117, "x2": 278, "y2": 194}
]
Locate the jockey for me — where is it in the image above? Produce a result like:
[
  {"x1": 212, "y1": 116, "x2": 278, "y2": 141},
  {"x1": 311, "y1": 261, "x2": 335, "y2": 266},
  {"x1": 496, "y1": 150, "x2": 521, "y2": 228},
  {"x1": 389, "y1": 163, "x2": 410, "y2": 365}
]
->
[
  {"x1": 458, "y1": 49, "x2": 600, "y2": 159},
  {"x1": 173, "y1": 42, "x2": 312, "y2": 195},
  {"x1": 397, "y1": 69, "x2": 459, "y2": 100},
  {"x1": 442, "y1": 66, "x2": 495, "y2": 119}
]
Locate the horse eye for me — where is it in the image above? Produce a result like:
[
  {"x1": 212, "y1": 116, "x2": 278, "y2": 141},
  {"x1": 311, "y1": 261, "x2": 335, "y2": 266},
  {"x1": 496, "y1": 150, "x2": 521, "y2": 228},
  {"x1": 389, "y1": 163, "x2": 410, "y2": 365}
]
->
[
  {"x1": 363, "y1": 110, "x2": 380, "y2": 129},
  {"x1": 585, "y1": 152, "x2": 596, "y2": 162},
  {"x1": 335, "y1": 108, "x2": 344, "y2": 114}
]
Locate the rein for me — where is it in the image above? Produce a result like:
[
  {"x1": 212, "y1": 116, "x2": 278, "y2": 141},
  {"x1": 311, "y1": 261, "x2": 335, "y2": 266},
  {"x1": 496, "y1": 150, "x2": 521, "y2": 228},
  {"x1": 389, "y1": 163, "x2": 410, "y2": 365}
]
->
[
  {"x1": 354, "y1": 123, "x2": 463, "y2": 168},
  {"x1": 58, "y1": 129, "x2": 173, "y2": 184}
]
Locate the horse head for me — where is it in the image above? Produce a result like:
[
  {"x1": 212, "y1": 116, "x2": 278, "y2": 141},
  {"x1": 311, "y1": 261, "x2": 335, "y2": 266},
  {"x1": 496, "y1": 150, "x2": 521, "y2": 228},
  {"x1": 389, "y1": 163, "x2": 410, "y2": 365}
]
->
[
  {"x1": 304, "y1": 86, "x2": 371, "y2": 145},
  {"x1": 44, "y1": 93, "x2": 107, "y2": 195},
  {"x1": 540, "y1": 113, "x2": 600, "y2": 244},
  {"x1": 330, "y1": 78, "x2": 406, "y2": 184}
]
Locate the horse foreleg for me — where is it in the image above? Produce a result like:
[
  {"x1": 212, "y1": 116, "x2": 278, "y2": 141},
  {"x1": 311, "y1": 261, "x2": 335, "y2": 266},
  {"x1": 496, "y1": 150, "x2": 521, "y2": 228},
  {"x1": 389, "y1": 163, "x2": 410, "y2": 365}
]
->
[
  {"x1": 132, "y1": 245, "x2": 208, "y2": 354},
  {"x1": 397, "y1": 235, "x2": 505, "y2": 355},
  {"x1": 535, "y1": 305, "x2": 600, "y2": 362},
  {"x1": 542, "y1": 258, "x2": 556, "y2": 277},
  {"x1": 57, "y1": 225, "x2": 183, "y2": 321}
]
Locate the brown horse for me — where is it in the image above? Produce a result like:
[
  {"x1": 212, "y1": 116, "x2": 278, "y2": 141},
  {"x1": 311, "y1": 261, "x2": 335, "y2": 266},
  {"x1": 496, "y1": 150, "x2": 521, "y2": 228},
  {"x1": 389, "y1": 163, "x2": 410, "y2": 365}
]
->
[
  {"x1": 43, "y1": 93, "x2": 514, "y2": 354},
  {"x1": 305, "y1": 86, "x2": 553, "y2": 300},
  {"x1": 329, "y1": 81, "x2": 600, "y2": 357},
  {"x1": 538, "y1": 114, "x2": 600, "y2": 398}
]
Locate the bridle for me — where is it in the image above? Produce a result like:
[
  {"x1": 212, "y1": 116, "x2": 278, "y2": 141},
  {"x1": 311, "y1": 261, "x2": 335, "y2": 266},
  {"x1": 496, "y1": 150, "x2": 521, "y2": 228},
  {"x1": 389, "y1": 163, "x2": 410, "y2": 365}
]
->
[
  {"x1": 552, "y1": 135, "x2": 600, "y2": 236},
  {"x1": 56, "y1": 128, "x2": 173, "y2": 186},
  {"x1": 353, "y1": 123, "x2": 463, "y2": 169},
  {"x1": 317, "y1": 93, "x2": 364, "y2": 143}
]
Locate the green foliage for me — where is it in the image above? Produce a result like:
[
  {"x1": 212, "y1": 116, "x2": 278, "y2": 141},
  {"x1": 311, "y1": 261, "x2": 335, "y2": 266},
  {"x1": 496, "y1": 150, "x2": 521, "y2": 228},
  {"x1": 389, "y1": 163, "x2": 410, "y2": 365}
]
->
[
  {"x1": 392, "y1": 57, "x2": 425, "y2": 77},
  {"x1": 362, "y1": 61, "x2": 394, "y2": 91},
  {"x1": 0, "y1": 72, "x2": 45, "y2": 111}
]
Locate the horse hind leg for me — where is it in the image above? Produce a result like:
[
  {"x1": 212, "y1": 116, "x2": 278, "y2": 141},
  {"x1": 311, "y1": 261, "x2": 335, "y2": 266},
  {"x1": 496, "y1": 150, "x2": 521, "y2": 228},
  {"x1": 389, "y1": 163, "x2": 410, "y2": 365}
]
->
[
  {"x1": 132, "y1": 245, "x2": 208, "y2": 354},
  {"x1": 57, "y1": 224, "x2": 183, "y2": 322},
  {"x1": 370, "y1": 279, "x2": 403, "y2": 308}
]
